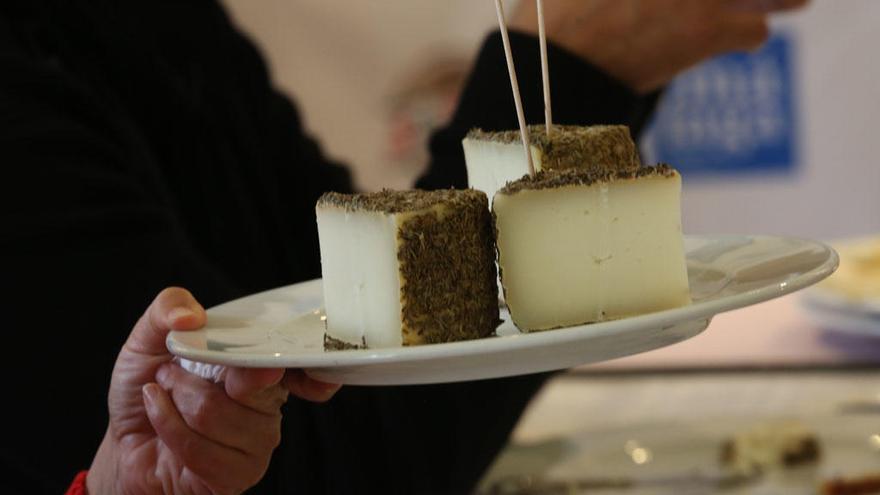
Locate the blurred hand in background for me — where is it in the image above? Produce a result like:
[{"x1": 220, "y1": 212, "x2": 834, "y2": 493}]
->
[{"x1": 511, "y1": 0, "x2": 809, "y2": 93}]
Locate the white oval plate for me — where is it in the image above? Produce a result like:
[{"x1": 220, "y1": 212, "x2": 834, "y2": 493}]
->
[{"x1": 167, "y1": 235, "x2": 837, "y2": 385}]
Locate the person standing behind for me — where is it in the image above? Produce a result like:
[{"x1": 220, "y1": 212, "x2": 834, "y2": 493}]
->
[{"x1": 0, "y1": 1, "x2": 805, "y2": 493}]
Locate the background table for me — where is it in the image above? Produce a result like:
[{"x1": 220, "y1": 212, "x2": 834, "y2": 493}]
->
[{"x1": 483, "y1": 294, "x2": 880, "y2": 494}]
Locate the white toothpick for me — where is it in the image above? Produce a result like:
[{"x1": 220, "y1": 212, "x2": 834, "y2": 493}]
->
[
  {"x1": 537, "y1": 0, "x2": 552, "y2": 136},
  {"x1": 493, "y1": 0, "x2": 536, "y2": 177}
]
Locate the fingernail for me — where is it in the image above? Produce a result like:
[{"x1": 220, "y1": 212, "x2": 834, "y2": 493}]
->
[
  {"x1": 155, "y1": 364, "x2": 169, "y2": 386},
  {"x1": 142, "y1": 383, "x2": 158, "y2": 405},
  {"x1": 168, "y1": 307, "x2": 195, "y2": 323}
]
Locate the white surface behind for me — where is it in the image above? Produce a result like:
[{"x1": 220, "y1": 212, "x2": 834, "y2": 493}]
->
[{"x1": 680, "y1": 2, "x2": 880, "y2": 240}]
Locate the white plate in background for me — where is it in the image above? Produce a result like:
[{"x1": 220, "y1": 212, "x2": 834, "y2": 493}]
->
[
  {"x1": 801, "y1": 235, "x2": 880, "y2": 337},
  {"x1": 801, "y1": 289, "x2": 880, "y2": 337}
]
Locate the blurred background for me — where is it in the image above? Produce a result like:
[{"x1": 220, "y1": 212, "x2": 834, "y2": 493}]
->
[
  {"x1": 223, "y1": 0, "x2": 879, "y2": 242},
  {"x1": 221, "y1": 3, "x2": 880, "y2": 492}
]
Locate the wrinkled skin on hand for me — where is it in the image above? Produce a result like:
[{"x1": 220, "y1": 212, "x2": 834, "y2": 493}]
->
[
  {"x1": 511, "y1": 0, "x2": 809, "y2": 93},
  {"x1": 87, "y1": 288, "x2": 342, "y2": 495}
]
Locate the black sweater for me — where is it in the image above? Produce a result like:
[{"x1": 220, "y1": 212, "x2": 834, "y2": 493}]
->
[{"x1": 0, "y1": 1, "x2": 656, "y2": 493}]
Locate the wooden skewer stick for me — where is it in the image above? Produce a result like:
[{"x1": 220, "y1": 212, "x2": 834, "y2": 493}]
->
[
  {"x1": 537, "y1": 0, "x2": 552, "y2": 136},
  {"x1": 493, "y1": 0, "x2": 536, "y2": 177}
]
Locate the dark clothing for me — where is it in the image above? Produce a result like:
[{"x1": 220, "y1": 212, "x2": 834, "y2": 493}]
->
[{"x1": 0, "y1": 2, "x2": 655, "y2": 493}]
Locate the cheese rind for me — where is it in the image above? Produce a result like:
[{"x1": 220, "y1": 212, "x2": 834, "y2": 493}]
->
[
  {"x1": 493, "y1": 166, "x2": 691, "y2": 331},
  {"x1": 463, "y1": 125, "x2": 639, "y2": 204},
  {"x1": 316, "y1": 189, "x2": 499, "y2": 348}
]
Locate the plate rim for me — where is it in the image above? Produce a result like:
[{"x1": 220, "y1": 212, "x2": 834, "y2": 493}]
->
[{"x1": 167, "y1": 234, "x2": 839, "y2": 368}]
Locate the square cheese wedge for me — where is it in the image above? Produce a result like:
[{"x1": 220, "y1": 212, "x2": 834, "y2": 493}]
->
[
  {"x1": 463, "y1": 124, "x2": 640, "y2": 204},
  {"x1": 493, "y1": 166, "x2": 691, "y2": 331},
  {"x1": 316, "y1": 189, "x2": 499, "y2": 349}
]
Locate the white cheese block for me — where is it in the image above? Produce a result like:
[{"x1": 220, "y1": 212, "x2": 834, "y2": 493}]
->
[
  {"x1": 493, "y1": 166, "x2": 691, "y2": 331},
  {"x1": 463, "y1": 125, "x2": 639, "y2": 205},
  {"x1": 316, "y1": 189, "x2": 499, "y2": 348}
]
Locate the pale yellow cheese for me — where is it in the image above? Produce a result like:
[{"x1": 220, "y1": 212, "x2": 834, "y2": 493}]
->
[{"x1": 493, "y1": 168, "x2": 691, "y2": 331}]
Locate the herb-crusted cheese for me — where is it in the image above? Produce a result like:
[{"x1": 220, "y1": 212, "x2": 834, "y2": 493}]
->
[
  {"x1": 316, "y1": 189, "x2": 500, "y2": 348},
  {"x1": 492, "y1": 166, "x2": 691, "y2": 331},
  {"x1": 463, "y1": 124, "x2": 640, "y2": 204}
]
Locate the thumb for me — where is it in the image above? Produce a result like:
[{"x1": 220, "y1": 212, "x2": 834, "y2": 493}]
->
[{"x1": 126, "y1": 287, "x2": 206, "y2": 356}]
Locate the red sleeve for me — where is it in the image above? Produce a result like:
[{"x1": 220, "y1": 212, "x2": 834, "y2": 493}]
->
[{"x1": 65, "y1": 471, "x2": 89, "y2": 495}]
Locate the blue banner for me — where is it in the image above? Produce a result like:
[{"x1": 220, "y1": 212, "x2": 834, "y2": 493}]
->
[{"x1": 642, "y1": 33, "x2": 798, "y2": 176}]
